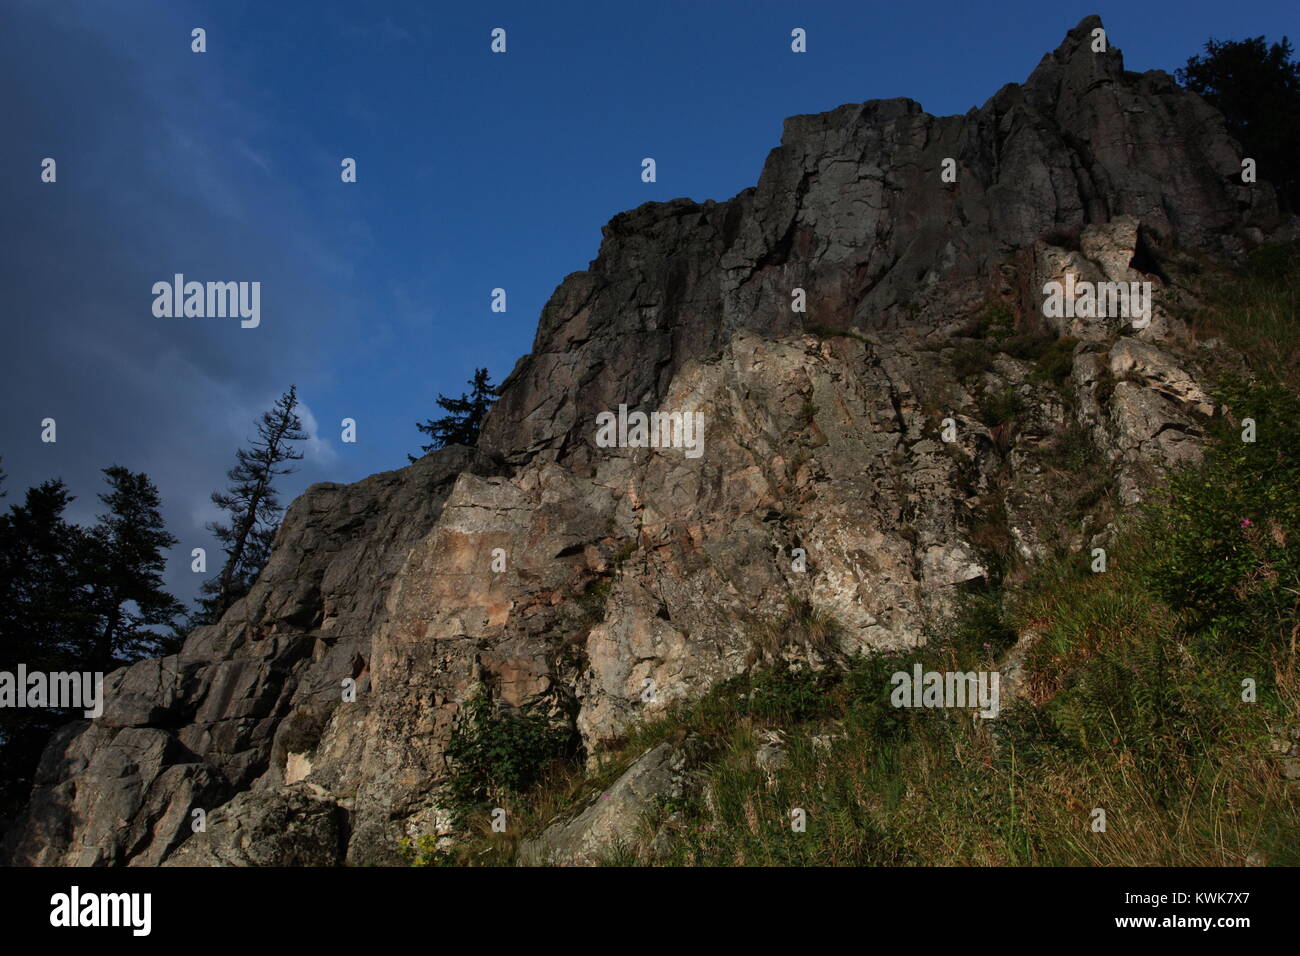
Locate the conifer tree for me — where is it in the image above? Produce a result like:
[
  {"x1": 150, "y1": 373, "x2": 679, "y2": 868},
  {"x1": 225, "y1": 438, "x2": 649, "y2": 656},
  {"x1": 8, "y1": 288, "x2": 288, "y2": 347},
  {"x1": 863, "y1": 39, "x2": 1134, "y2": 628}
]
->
[
  {"x1": 410, "y1": 368, "x2": 501, "y2": 461},
  {"x1": 0, "y1": 480, "x2": 87, "y2": 669},
  {"x1": 0, "y1": 468, "x2": 184, "y2": 808},
  {"x1": 1178, "y1": 36, "x2": 1300, "y2": 210},
  {"x1": 0, "y1": 481, "x2": 88, "y2": 813},
  {"x1": 196, "y1": 386, "x2": 307, "y2": 623},
  {"x1": 82, "y1": 466, "x2": 184, "y2": 669}
]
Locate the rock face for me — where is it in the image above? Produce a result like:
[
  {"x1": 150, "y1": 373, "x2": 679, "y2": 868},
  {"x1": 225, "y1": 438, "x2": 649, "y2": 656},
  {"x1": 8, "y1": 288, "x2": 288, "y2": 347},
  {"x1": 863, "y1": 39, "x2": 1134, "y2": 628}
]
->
[
  {"x1": 3, "y1": 448, "x2": 491, "y2": 866},
  {"x1": 2, "y1": 16, "x2": 1289, "y2": 866},
  {"x1": 518, "y1": 739, "x2": 702, "y2": 866}
]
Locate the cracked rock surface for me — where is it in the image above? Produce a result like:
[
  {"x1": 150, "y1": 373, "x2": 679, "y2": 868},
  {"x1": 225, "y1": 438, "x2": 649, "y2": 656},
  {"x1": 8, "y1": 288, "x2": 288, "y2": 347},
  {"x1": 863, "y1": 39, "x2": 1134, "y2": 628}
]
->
[{"x1": 3, "y1": 16, "x2": 1291, "y2": 867}]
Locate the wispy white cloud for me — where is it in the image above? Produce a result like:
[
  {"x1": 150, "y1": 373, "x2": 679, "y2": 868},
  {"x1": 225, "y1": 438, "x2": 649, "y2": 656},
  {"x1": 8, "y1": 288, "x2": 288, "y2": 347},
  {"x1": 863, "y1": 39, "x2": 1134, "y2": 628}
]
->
[{"x1": 295, "y1": 398, "x2": 340, "y2": 467}]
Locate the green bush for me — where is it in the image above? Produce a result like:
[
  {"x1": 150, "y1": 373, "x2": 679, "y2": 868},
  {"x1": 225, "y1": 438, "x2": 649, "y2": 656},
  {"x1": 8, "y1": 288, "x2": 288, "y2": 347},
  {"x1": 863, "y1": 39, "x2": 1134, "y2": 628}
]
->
[
  {"x1": 1000, "y1": 329, "x2": 1056, "y2": 362},
  {"x1": 1145, "y1": 377, "x2": 1300, "y2": 637},
  {"x1": 1030, "y1": 336, "x2": 1079, "y2": 386},
  {"x1": 979, "y1": 387, "x2": 1024, "y2": 426},
  {"x1": 443, "y1": 688, "x2": 575, "y2": 821},
  {"x1": 837, "y1": 650, "x2": 919, "y2": 742},
  {"x1": 396, "y1": 834, "x2": 444, "y2": 867},
  {"x1": 950, "y1": 341, "x2": 995, "y2": 380},
  {"x1": 1043, "y1": 422, "x2": 1097, "y2": 473},
  {"x1": 743, "y1": 665, "x2": 836, "y2": 724},
  {"x1": 975, "y1": 300, "x2": 1016, "y2": 340}
]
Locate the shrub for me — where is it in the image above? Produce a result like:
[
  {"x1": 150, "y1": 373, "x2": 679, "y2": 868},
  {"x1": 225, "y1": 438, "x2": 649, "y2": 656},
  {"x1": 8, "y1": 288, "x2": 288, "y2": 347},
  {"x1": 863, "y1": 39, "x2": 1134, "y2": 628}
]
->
[
  {"x1": 748, "y1": 596, "x2": 841, "y2": 664},
  {"x1": 396, "y1": 834, "x2": 443, "y2": 867},
  {"x1": 975, "y1": 301, "x2": 1016, "y2": 340},
  {"x1": 1043, "y1": 422, "x2": 1097, "y2": 474},
  {"x1": 950, "y1": 341, "x2": 995, "y2": 380},
  {"x1": 966, "y1": 495, "x2": 1014, "y2": 583},
  {"x1": 1145, "y1": 377, "x2": 1300, "y2": 639},
  {"x1": 979, "y1": 387, "x2": 1024, "y2": 427},
  {"x1": 947, "y1": 590, "x2": 1018, "y2": 660},
  {"x1": 1000, "y1": 329, "x2": 1057, "y2": 362},
  {"x1": 744, "y1": 664, "x2": 835, "y2": 724},
  {"x1": 1030, "y1": 336, "x2": 1078, "y2": 386},
  {"x1": 574, "y1": 576, "x2": 613, "y2": 625},
  {"x1": 443, "y1": 688, "x2": 575, "y2": 822}
]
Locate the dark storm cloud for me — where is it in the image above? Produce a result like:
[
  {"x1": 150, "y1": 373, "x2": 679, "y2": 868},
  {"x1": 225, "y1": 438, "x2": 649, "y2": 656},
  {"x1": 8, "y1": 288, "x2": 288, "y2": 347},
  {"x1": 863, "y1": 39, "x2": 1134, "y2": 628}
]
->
[{"x1": 0, "y1": 0, "x2": 358, "y2": 602}]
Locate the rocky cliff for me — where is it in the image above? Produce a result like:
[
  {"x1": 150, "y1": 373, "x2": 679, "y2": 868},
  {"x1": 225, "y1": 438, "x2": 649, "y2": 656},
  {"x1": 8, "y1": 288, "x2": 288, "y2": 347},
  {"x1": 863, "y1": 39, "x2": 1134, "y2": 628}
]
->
[{"x1": 4, "y1": 15, "x2": 1290, "y2": 866}]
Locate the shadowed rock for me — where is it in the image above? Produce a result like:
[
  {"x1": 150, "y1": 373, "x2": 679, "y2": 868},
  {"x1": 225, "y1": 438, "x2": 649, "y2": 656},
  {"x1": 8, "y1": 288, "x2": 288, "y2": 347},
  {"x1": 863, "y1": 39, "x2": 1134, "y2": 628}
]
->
[{"x1": 4, "y1": 15, "x2": 1293, "y2": 867}]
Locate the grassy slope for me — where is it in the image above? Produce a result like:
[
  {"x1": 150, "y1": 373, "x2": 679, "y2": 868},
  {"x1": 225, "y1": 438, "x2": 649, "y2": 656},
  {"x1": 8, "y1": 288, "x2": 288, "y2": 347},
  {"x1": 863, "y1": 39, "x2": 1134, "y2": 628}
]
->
[{"x1": 411, "y1": 242, "x2": 1300, "y2": 867}]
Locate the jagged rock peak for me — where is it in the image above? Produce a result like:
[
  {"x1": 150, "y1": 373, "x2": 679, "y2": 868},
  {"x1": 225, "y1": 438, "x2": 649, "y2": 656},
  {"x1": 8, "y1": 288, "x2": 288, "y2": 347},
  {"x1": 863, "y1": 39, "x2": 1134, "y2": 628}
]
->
[
  {"x1": 479, "y1": 15, "x2": 1277, "y2": 469},
  {"x1": 2, "y1": 16, "x2": 1289, "y2": 868}
]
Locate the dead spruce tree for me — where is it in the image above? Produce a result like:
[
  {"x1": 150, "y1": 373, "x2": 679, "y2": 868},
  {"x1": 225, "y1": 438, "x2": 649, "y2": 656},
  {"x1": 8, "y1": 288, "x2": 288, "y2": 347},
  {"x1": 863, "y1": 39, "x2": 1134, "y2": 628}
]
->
[{"x1": 195, "y1": 386, "x2": 307, "y2": 625}]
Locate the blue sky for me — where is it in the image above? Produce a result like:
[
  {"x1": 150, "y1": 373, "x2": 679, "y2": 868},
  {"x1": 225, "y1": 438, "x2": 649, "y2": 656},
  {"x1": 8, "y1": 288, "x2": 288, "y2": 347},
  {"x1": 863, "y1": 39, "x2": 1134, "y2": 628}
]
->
[{"x1": 2, "y1": 0, "x2": 1295, "y2": 604}]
